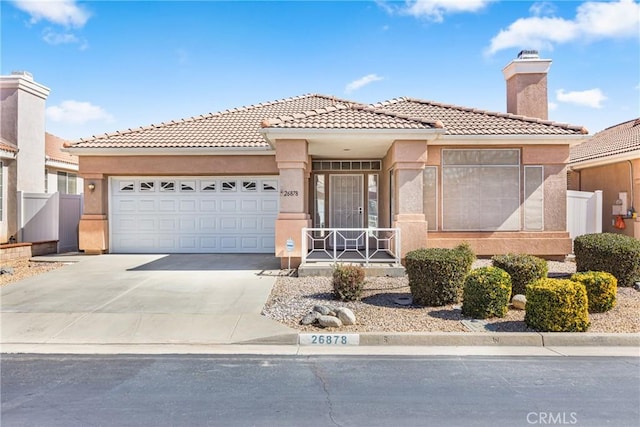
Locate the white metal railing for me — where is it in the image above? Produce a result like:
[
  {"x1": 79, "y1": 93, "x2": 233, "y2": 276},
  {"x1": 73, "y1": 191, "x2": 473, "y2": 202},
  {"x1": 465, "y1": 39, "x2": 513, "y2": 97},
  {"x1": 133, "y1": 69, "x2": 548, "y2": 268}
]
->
[{"x1": 302, "y1": 228, "x2": 401, "y2": 266}]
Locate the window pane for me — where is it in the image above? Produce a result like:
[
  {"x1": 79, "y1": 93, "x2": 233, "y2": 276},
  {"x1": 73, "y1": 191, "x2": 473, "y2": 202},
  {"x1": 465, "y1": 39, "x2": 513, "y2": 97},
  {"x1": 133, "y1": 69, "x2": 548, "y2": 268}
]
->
[
  {"x1": 423, "y1": 167, "x2": 438, "y2": 230},
  {"x1": 57, "y1": 172, "x2": 67, "y2": 194},
  {"x1": 68, "y1": 174, "x2": 77, "y2": 194},
  {"x1": 443, "y1": 149, "x2": 519, "y2": 166},
  {"x1": 314, "y1": 175, "x2": 325, "y2": 228},
  {"x1": 368, "y1": 174, "x2": 378, "y2": 228},
  {"x1": 524, "y1": 166, "x2": 544, "y2": 230},
  {"x1": 443, "y1": 165, "x2": 520, "y2": 231}
]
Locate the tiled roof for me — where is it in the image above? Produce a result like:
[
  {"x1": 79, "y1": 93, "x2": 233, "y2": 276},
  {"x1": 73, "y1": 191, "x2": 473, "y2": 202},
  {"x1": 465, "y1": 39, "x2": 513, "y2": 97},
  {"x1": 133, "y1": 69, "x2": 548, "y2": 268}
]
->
[
  {"x1": 46, "y1": 132, "x2": 78, "y2": 165},
  {"x1": 70, "y1": 94, "x2": 347, "y2": 149},
  {"x1": 0, "y1": 137, "x2": 18, "y2": 153},
  {"x1": 261, "y1": 103, "x2": 443, "y2": 130},
  {"x1": 69, "y1": 93, "x2": 588, "y2": 151},
  {"x1": 570, "y1": 118, "x2": 640, "y2": 164},
  {"x1": 372, "y1": 97, "x2": 588, "y2": 136}
]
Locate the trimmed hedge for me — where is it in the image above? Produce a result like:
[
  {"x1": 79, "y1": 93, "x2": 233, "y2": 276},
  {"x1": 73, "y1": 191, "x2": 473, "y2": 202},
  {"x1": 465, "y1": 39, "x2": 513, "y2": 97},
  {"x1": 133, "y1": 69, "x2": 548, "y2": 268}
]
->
[
  {"x1": 491, "y1": 253, "x2": 548, "y2": 297},
  {"x1": 462, "y1": 266, "x2": 512, "y2": 319},
  {"x1": 570, "y1": 271, "x2": 617, "y2": 313},
  {"x1": 333, "y1": 264, "x2": 365, "y2": 301},
  {"x1": 525, "y1": 278, "x2": 590, "y2": 332},
  {"x1": 574, "y1": 233, "x2": 640, "y2": 287},
  {"x1": 405, "y1": 244, "x2": 475, "y2": 307}
]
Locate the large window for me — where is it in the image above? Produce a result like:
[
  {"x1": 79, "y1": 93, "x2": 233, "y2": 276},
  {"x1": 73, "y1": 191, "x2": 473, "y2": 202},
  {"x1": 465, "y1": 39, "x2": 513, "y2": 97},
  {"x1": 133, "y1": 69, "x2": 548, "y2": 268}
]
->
[
  {"x1": 57, "y1": 171, "x2": 77, "y2": 194},
  {"x1": 442, "y1": 149, "x2": 520, "y2": 231}
]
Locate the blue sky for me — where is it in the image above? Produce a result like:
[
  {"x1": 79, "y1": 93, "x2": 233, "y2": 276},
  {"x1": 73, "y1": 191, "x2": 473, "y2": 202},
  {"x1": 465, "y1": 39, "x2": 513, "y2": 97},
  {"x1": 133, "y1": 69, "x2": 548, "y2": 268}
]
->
[{"x1": 2, "y1": 0, "x2": 639, "y2": 140}]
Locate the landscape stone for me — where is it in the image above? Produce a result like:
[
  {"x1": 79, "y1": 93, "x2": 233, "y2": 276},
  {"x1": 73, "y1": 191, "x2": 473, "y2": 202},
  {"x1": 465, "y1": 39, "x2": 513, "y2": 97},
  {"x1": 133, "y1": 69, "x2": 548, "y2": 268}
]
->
[
  {"x1": 512, "y1": 294, "x2": 527, "y2": 310},
  {"x1": 336, "y1": 307, "x2": 356, "y2": 325},
  {"x1": 313, "y1": 305, "x2": 332, "y2": 315},
  {"x1": 318, "y1": 315, "x2": 342, "y2": 328},
  {"x1": 300, "y1": 311, "x2": 320, "y2": 325}
]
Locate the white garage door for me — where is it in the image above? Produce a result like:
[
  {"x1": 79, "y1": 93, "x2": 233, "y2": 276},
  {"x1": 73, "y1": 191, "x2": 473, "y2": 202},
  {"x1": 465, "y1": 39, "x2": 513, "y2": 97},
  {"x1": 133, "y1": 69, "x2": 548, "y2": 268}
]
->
[{"x1": 110, "y1": 177, "x2": 279, "y2": 253}]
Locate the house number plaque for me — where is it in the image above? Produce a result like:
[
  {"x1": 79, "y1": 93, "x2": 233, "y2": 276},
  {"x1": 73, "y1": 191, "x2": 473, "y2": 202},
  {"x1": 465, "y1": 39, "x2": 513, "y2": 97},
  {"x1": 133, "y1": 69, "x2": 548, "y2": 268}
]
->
[{"x1": 280, "y1": 190, "x2": 299, "y2": 197}]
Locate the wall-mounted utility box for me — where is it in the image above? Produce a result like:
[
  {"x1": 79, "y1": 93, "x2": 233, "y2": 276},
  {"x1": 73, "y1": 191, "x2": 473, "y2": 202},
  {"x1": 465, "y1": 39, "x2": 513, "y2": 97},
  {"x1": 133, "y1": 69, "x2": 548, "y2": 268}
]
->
[{"x1": 612, "y1": 192, "x2": 628, "y2": 215}]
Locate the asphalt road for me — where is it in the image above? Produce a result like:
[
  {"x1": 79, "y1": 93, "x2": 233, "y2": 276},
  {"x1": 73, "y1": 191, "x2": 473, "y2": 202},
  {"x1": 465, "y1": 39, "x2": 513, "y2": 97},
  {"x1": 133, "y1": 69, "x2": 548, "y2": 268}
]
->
[{"x1": 1, "y1": 354, "x2": 638, "y2": 427}]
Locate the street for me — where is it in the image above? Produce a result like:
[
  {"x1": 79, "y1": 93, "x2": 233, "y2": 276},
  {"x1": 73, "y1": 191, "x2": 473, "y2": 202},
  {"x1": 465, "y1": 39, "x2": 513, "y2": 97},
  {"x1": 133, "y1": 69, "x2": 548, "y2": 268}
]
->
[{"x1": 1, "y1": 354, "x2": 639, "y2": 427}]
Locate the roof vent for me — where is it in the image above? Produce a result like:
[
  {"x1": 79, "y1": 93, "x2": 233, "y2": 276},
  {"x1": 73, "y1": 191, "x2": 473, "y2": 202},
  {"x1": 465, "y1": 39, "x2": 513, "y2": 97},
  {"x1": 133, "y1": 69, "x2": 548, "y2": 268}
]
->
[
  {"x1": 517, "y1": 50, "x2": 539, "y2": 60},
  {"x1": 11, "y1": 71, "x2": 33, "y2": 80}
]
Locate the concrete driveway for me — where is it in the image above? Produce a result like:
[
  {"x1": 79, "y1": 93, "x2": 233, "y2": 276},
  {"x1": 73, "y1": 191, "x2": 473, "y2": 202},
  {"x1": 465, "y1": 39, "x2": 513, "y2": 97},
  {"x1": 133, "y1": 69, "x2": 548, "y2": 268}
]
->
[{"x1": 1, "y1": 254, "x2": 297, "y2": 348}]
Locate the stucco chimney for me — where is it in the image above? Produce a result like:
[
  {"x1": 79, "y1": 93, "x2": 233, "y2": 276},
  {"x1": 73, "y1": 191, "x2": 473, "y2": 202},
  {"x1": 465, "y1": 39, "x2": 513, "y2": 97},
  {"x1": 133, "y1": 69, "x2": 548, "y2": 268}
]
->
[{"x1": 502, "y1": 50, "x2": 551, "y2": 120}]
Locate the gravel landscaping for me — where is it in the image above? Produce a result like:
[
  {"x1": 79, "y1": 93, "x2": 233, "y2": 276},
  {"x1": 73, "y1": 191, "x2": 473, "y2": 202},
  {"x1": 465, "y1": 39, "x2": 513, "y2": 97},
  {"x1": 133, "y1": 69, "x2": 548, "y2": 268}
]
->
[
  {"x1": 263, "y1": 260, "x2": 640, "y2": 333},
  {"x1": 0, "y1": 258, "x2": 65, "y2": 287}
]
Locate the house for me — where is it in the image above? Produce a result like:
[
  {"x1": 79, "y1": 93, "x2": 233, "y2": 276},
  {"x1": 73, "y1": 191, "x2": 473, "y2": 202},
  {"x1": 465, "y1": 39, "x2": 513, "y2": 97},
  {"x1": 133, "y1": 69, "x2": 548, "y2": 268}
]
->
[
  {"x1": 0, "y1": 71, "x2": 82, "y2": 246},
  {"x1": 66, "y1": 51, "x2": 588, "y2": 267},
  {"x1": 569, "y1": 118, "x2": 640, "y2": 239}
]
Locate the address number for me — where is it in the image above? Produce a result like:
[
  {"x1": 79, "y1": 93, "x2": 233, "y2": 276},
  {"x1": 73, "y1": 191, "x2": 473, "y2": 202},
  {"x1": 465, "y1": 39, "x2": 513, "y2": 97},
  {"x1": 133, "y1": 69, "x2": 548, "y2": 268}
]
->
[
  {"x1": 280, "y1": 190, "x2": 299, "y2": 197},
  {"x1": 299, "y1": 334, "x2": 360, "y2": 346}
]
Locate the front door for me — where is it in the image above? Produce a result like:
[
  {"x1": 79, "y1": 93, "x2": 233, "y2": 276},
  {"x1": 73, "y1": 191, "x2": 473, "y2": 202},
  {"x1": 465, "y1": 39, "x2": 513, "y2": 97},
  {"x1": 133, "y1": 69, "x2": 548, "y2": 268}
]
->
[{"x1": 330, "y1": 174, "x2": 364, "y2": 248}]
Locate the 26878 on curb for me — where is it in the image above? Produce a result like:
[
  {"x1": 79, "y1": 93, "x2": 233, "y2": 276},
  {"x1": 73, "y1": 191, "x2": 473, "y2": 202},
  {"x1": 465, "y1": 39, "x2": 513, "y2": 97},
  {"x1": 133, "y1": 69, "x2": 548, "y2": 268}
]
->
[{"x1": 299, "y1": 334, "x2": 360, "y2": 346}]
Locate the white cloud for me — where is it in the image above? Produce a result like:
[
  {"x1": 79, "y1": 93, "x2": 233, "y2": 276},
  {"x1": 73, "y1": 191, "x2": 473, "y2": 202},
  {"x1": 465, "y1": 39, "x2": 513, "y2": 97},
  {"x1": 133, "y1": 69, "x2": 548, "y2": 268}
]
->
[
  {"x1": 529, "y1": 2, "x2": 557, "y2": 17},
  {"x1": 379, "y1": 0, "x2": 494, "y2": 22},
  {"x1": 487, "y1": 0, "x2": 640, "y2": 55},
  {"x1": 548, "y1": 101, "x2": 558, "y2": 111},
  {"x1": 556, "y1": 88, "x2": 607, "y2": 109},
  {"x1": 11, "y1": 0, "x2": 90, "y2": 27},
  {"x1": 46, "y1": 100, "x2": 114, "y2": 124},
  {"x1": 345, "y1": 74, "x2": 384, "y2": 94},
  {"x1": 42, "y1": 27, "x2": 87, "y2": 49}
]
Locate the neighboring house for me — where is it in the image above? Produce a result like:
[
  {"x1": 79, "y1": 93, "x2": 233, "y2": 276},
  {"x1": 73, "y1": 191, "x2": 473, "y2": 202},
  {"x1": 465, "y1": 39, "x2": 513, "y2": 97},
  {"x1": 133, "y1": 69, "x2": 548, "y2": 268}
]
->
[
  {"x1": 66, "y1": 51, "x2": 588, "y2": 267},
  {"x1": 0, "y1": 71, "x2": 82, "y2": 245},
  {"x1": 45, "y1": 132, "x2": 82, "y2": 195},
  {"x1": 569, "y1": 118, "x2": 640, "y2": 239}
]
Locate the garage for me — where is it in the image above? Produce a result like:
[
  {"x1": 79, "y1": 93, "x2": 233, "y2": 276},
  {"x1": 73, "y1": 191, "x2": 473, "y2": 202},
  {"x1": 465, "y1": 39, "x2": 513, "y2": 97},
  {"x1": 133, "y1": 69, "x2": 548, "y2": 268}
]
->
[{"x1": 110, "y1": 176, "x2": 279, "y2": 253}]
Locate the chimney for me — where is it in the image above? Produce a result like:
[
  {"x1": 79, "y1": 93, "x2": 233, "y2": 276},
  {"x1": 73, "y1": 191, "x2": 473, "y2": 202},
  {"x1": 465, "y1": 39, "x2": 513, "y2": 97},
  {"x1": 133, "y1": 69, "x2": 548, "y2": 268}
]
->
[{"x1": 502, "y1": 50, "x2": 551, "y2": 120}]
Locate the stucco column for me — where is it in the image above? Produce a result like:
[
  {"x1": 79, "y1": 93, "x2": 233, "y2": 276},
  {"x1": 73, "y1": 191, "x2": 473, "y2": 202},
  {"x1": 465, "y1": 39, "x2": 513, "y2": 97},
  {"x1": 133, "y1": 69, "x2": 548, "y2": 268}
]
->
[
  {"x1": 388, "y1": 140, "x2": 428, "y2": 257},
  {"x1": 633, "y1": 159, "x2": 640, "y2": 240},
  {"x1": 274, "y1": 139, "x2": 311, "y2": 267},
  {"x1": 78, "y1": 173, "x2": 109, "y2": 254}
]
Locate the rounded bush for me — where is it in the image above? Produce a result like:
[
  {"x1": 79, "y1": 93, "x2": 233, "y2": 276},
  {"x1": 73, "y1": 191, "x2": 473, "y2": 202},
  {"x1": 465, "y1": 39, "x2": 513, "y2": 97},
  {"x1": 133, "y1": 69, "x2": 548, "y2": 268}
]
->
[
  {"x1": 332, "y1": 264, "x2": 365, "y2": 301},
  {"x1": 462, "y1": 267, "x2": 512, "y2": 319},
  {"x1": 570, "y1": 271, "x2": 617, "y2": 313},
  {"x1": 525, "y1": 278, "x2": 590, "y2": 332},
  {"x1": 406, "y1": 244, "x2": 475, "y2": 307},
  {"x1": 574, "y1": 233, "x2": 640, "y2": 287},
  {"x1": 491, "y1": 253, "x2": 548, "y2": 297}
]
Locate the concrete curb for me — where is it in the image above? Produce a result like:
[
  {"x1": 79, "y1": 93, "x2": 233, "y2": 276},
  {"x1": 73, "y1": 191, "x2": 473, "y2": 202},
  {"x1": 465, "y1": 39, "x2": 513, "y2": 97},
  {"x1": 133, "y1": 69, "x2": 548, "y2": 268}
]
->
[{"x1": 269, "y1": 332, "x2": 640, "y2": 347}]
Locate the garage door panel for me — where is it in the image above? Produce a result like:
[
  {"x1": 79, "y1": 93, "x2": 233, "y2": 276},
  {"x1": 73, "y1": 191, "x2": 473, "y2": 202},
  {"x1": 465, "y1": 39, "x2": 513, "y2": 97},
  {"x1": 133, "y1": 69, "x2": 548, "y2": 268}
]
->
[{"x1": 111, "y1": 177, "x2": 278, "y2": 253}]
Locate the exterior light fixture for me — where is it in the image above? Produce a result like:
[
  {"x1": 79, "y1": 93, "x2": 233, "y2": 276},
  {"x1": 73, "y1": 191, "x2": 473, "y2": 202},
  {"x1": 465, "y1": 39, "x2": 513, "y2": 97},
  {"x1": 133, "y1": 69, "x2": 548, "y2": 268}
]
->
[{"x1": 88, "y1": 183, "x2": 96, "y2": 192}]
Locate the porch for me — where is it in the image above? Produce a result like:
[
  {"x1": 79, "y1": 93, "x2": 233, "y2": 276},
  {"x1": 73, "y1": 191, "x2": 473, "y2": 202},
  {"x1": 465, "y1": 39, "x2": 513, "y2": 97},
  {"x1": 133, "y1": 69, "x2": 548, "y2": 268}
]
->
[{"x1": 297, "y1": 227, "x2": 405, "y2": 277}]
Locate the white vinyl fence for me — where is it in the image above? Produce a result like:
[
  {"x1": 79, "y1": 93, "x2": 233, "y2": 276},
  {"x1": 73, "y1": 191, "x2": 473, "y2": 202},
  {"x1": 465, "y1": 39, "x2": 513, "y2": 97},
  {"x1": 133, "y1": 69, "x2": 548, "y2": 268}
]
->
[
  {"x1": 567, "y1": 190, "x2": 602, "y2": 244},
  {"x1": 17, "y1": 191, "x2": 83, "y2": 252}
]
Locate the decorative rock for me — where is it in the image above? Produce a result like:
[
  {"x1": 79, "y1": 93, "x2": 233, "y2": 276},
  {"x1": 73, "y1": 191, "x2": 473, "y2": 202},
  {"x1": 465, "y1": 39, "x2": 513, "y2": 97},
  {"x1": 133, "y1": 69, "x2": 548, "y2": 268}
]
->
[
  {"x1": 318, "y1": 315, "x2": 342, "y2": 328},
  {"x1": 0, "y1": 267, "x2": 14, "y2": 275},
  {"x1": 512, "y1": 294, "x2": 527, "y2": 310},
  {"x1": 313, "y1": 305, "x2": 332, "y2": 316},
  {"x1": 335, "y1": 307, "x2": 356, "y2": 325},
  {"x1": 300, "y1": 311, "x2": 321, "y2": 325}
]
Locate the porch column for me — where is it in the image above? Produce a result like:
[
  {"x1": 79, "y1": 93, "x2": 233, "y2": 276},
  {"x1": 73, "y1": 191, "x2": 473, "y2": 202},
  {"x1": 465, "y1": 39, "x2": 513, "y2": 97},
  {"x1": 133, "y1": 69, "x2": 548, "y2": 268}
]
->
[
  {"x1": 274, "y1": 139, "x2": 311, "y2": 267},
  {"x1": 78, "y1": 173, "x2": 109, "y2": 254},
  {"x1": 633, "y1": 159, "x2": 640, "y2": 240},
  {"x1": 389, "y1": 140, "x2": 429, "y2": 257}
]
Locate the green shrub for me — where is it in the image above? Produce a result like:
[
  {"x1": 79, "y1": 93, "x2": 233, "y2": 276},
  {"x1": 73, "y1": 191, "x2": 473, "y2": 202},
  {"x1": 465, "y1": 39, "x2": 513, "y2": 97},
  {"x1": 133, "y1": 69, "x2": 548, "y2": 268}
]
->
[
  {"x1": 570, "y1": 271, "x2": 617, "y2": 313},
  {"x1": 405, "y1": 244, "x2": 475, "y2": 307},
  {"x1": 332, "y1": 264, "x2": 365, "y2": 301},
  {"x1": 574, "y1": 233, "x2": 640, "y2": 287},
  {"x1": 462, "y1": 267, "x2": 512, "y2": 319},
  {"x1": 491, "y1": 253, "x2": 548, "y2": 297},
  {"x1": 525, "y1": 278, "x2": 590, "y2": 332}
]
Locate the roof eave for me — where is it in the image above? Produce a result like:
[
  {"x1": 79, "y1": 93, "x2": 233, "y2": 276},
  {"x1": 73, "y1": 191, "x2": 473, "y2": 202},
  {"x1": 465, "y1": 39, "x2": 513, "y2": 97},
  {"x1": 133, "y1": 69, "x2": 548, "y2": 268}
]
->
[
  {"x1": 569, "y1": 149, "x2": 640, "y2": 170},
  {"x1": 259, "y1": 127, "x2": 445, "y2": 147},
  {"x1": 433, "y1": 134, "x2": 588, "y2": 146},
  {"x1": 63, "y1": 146, "x2": 275, "y2": 156}
]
